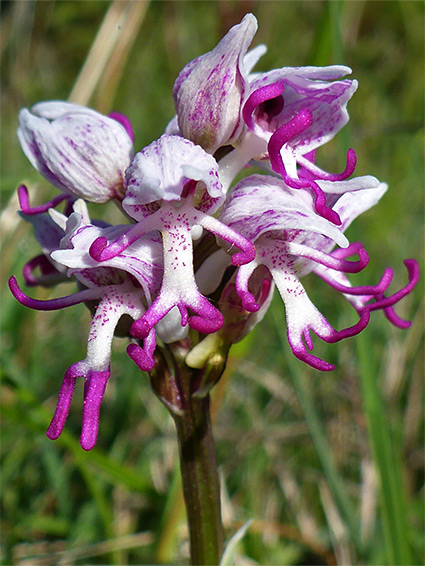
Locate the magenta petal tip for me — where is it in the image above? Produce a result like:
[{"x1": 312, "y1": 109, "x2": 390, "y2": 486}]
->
[
  {"x1": 127, "y1": 343, "x2": 155, "y2": 372},
  {"x1": 89, "y1": 236, "x2": 108, "y2": 261},
  {"x1": 130, "y1": 318, "x2": 151, "y2": 340}
]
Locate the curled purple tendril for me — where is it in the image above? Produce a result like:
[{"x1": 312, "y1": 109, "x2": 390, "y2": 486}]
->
[
  {"x1": 299, "y1": 148, "x2": 357, "y2": 182},
  {"x1": 89, "y1": 224, "x2": 145, "y2": 262},
  {"x1": 89, "y1": 236, "x2": 109, "y2": 261},
  {"x1": 329, "y1": 260, "x2": 418, "y2": 339},
  {"x1": 18, "y1": 184, "x2": 68, "y2": 215},
  {"x1": 267, "y1": 110, "x2": 357, "y2": 225},
  {"x1": 268, "y1": 110, "x2": 341, "y2": 225},
  {"x1": 22, "y1": 255, "x2": 61, "y2": 286},
  {"x1": 127, "y1": 342, "x2": 155, "y2": 373},
  {"x1": 242, "y1": 81, "x2": 285, "y2": 130},
  {"x1": 330, "y1": 242, "x2": 370, "y2": 273},
  {"x1": 323, "y1": 266, "x2": 394, "y2": 296},
  {"x1": 239, "y1": 289, "x2": 261, "y2": 313},
  {"x1": 367, "y1": 259, "x2": 419, "y2": 317},
  {"x1": 231, "y1": 242, "x2": 256, "y2": 267},
  {"x1": 289, "y1": 259, "x2": 419, "y2": 372}
]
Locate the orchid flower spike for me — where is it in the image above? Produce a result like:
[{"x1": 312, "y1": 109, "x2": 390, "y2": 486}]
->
[
  {"x1": 219, "y1": 174, "x2": 419, "y2": 371},
  {"x1": 89, "y1": 135, "x2": 256, "y2": 355},
  {"x1": 18, "y1": 101, "x2": 134, "y2": 203}
]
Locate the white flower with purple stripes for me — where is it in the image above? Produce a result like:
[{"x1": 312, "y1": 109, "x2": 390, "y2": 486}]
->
[
  {"x1": 18, "y1": 101, "x2": 134, "y2": 205},
  {"x1": 218, "y1": 174, "x2": 419, "y2": 371}
]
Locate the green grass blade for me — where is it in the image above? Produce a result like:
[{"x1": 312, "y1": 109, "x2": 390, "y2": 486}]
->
[
  {"x1": 357, "y1": 331, "x2": 413, "y2": 565},
  {"x1": 1, "y1": 384, "x2": 152, "y2": 494},
  {"x1": 272, "y1": 309, "x2": 364, "y2": 554}
]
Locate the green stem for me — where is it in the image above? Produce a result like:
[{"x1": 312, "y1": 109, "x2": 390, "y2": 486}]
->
[{"x1": 173, "y1": 393, "x2": 224, "y2": 565}]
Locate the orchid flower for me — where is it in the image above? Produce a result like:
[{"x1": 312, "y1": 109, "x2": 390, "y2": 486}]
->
[
  {"x1": 221, "y1": 67, "x2": 359, "y2": 225},
  {"x1": 172, "y1": 14, "x2": 358, "y2": 224},
  {"x1": 89, "y1": 135, "x2": 256, "y2": 362},
  {"x1": 17, "y1": 101, "x2": 134, "y2": 203},
  {"x1": 9, "y1": 200, "x2": 163, "y2": 449},
  {"x1": 218, "y1": 174, "x2": 419, "y2": 371}
]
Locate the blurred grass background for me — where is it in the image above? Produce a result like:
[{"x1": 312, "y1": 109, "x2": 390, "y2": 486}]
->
[{"x1": 0, "y1": 1, "x2": 424, "y2": 564}]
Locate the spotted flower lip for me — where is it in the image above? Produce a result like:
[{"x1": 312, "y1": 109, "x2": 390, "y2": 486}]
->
[
  {"x1": 173, "y1": 13, "x2": 258, "y2": 153},
  {"x1": 219, "y1": 174, "x2": 419, "y2": 370},
  {"x1": 17, "y1": 101, "x2": 134, "y2": 203},
  {"x1": 89, "y1": 135, "x2": 256, "y2": 360}
]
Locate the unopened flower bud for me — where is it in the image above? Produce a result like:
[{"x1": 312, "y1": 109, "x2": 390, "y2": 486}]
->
[
  {"x1": 173, "y1": 14, "x2": 257, "y2": 153},
  {"x1": 18, "y1": 101, "x2": 134, "y2": 203}
]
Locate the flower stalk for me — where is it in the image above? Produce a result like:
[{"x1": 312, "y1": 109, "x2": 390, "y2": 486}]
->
[
  {"x1": 174, "y1": 395, "x2": 223, "y2": 565},
  {"x1": 150, "y1": 342, "x2": 225, "y2": 565}
]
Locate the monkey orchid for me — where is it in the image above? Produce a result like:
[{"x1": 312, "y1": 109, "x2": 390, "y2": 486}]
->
[
  {"x1": 9, "y1": 200, "x2": 163, "y2": 449},
  {"x1": 218, "y1": 174, "x2": 419, "y2": 370},
  {"x1": 172, "y1": 13, "x2": 358, "y2": 225},
  {"x1": 7, "y1": 12, "x2": 420, "y2": 564}
]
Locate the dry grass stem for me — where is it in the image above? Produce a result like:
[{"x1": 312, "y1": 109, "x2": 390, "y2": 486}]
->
[{"x1": 69, "y1": 0, "x2": 148, "y2": 107}]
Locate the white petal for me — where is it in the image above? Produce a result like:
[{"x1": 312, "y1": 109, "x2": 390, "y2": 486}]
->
[
  {"x1": 18, "y1": 102, "x2": 134, "y2": 203},
  {"x1": 164, "y1": 115, "x2": 181, "y2": 136},
  {"x1": 315, "y1": 175, "x2": 380, "y2": 195},
  {"x1": 334, "y1": 182, "x2": 388, "y2": 232},
  {"x1": 173, "y1": 14, "x2": 258, "y2": 152},
  {"x1": 244, "y1": 44, "x2": 267, "y2": 74},
  {"x1": 124, "y1": 135, "x2": 223, "y2": 211},
  {"x1": 155, "y1": 306, "x2": 189, "y2": 343},
  {"x1": 196, "y1": 248, "x2": 231, "y2": 294},
  {"x1": 219, "y1": 174, "x2": 348, "y2": 247}
]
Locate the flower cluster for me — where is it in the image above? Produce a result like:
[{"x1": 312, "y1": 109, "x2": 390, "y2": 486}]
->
[{"x1": 10, "y1": 14, "x2": 418, "y2": 450}]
